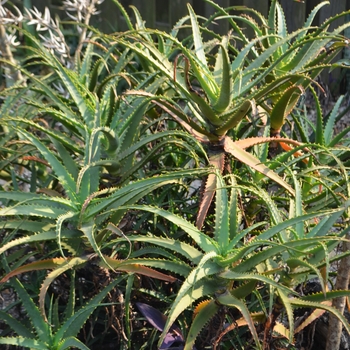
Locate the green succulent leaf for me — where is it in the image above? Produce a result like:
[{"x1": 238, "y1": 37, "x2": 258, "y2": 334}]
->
[
  {"x1": 270, "y1": 85, "x2": 303, "y2": 135},
  {"x1": 0, "y1": 336, "x2": 47, "y2": 349},
  {"x1": 214, "y1": 173, "x2": 230, "y2": 253},
  {"x1": 55, "y1": 277, "x2": 125, "y2": 341},
  {"x1": 7, "y1": 278, "x2": 51, "y2": 344},
  {"x1": 0, "y1": 311, "x2": 34, "y2": 339},
  {"x1": 277, "y1": 290, "x2": 295, "y2": 343},
  {"x1": 14, "y1": 128, "x2": 78, "y2": 203},
  {"x1": 38, "y1": 257, "x2": 88, "y2": 322},
  {"x1": 219, "y1": 270, "x2": 297, "y2": 297},
  {"x1": 159, "y1": 252, "x2": 222, "y2": 347},
  {"x1": 300, "y1": 290, "x2": 350, "y2": 303},
  {"x1": 289, "y1": 298, "x2": 350, "y2": 335},
  {"x1": 113, "y1": 235, "x2": 204, "y2": 265},
  {"x1": 187, "y1": 4, "x2": 218, "y2": 101},
  {"x1": 0, "y1": 205, "x2": 69, "y2": 219},
  {"x1": 103, "y1": 256, "x2": 179, "y2": 281},
  {"x1": 216, "y1": 100, "x2": 253, "y2": 135},
  {"x1": 185, "y1": 299, "x2": 220, "y2": 350},
  {"x1": 57, "y1": 337, "x2": 90, "y2": 350},
  {"x1": 121, "y1": 204, "x2": 217, "y2": 253},
  {"x1": 216, "y1": 290, "x2": 261, "y2": 350},
  {"x1": 324, "y1": 95, "x2": 344, "y2": 146},
  {"x1": 212, "y1": 42, "x2": 233, "y2": 113}
]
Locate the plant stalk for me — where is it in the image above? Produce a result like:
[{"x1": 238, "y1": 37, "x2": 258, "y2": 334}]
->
[
  {"x1": 325, "y1": 233, "x2": 350, "y2": 350},
  {"x1": 0, "y1": 24, "x2": 24, "y2": 86}
]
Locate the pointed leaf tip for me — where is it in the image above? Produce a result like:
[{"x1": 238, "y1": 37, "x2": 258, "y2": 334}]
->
[{"x1": 223, "y1": 137, "x2": 295, "y2": 196}]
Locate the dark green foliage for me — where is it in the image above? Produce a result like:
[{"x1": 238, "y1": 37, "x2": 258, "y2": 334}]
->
[{"x1": 1, "y1": 1, "x2": 350, "y2": 349}]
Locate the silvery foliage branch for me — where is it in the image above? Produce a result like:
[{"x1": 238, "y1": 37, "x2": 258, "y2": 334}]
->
[
  {"x1": 0, "y1": 2, "x2": 68, "y2": 62},
  {"x1": 0, "y1": 4, "x2": 22, "y2": 47},
  {"x1": 0, "y1": 0, "x2": 104, "y2": 64},
  {"x1": 63, "y1": 0, "x2": 105, "y2": 56},
  {"x1": 25, "y1": 6, "x2": 70, "y2": 62},
  {"x1": 0, "y1": 3, "x2": 23, "y2": 85},
  {"x1": 63, "y1": 0, "x2": 104, "y2": 24}
]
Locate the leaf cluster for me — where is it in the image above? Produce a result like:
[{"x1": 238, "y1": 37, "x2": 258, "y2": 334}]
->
[{"x1": 1, "y1": 1, "x2": 350, "y2": 349}]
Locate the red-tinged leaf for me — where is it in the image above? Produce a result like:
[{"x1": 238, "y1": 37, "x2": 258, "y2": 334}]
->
[
  {"x1": 196, "y1": 173, "x2": 217, "y2": 230},
  {"x1": 232, "y1": 136, "x2": 304, "y2": 150},
  {"x1": 39, "y1": 257, "x2": 89, "y2": 321},
  {"x1": 233, "y1": 136, "x2": 313, "y2": 165},
  {"x1": 193, "y1": 299, "x2": 213, "y2": 320},
  {"x1": 103, "y1": 256, "x2": 177, "y2": 282},
  {"x1": 216, "y1": 291, "x2": 261, "y2": 349},
  {"x1": 295, "y1": 301, "x2": 331, "y2": 334},
  {"x1": 223, "y1": 136, "x2": 295, "y2": 196},
  {"x1": 196, "y1": 152, "x2": 225, "y2": 230},
  {"x1": 22, "y1": 156, "x2": 50, "y2": 166},
  {"x1": 0, "y1": 258, "x2": 68, "y2": 284},
  {"x1": 214, "y1": 312, "x2": 266, "y2": 349},
  {"x1": 118, "y1": 264, "x2": 176, "y2": 282},
  {"x1": 279, "y1": 142, "x2": 308, "y2": 163}
]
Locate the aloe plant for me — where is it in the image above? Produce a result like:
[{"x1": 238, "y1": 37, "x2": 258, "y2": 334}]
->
[
  {"x1": 1, "y1": 1, "x2": 350, "y2": 348},
  {"x1": 109, "y1": 0, "x2": 350, "y2": 231},
  {"x1": 204, "y1": 0, "x2": 350, "y2": 136},
  {"x1": 112, "y1": 173, "x2": 350, "y2": 349},
  {"x1": 0, "y1": 267, "x2": 125, "y2": 350},
  {"x1": 0, "y1": 28, "x2": 211, "y2": 314}
]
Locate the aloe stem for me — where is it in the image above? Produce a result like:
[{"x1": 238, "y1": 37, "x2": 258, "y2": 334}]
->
[{"x1": 325, "y1": 232, "x2": 350, "y2": 350}]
